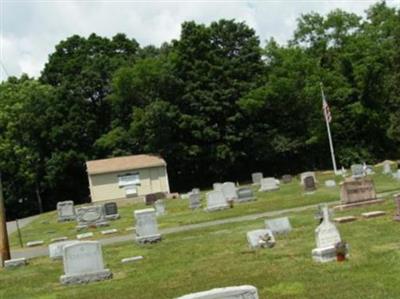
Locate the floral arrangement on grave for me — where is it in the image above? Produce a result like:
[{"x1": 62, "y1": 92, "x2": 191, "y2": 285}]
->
[
  {"x1": 227, "y1": 198, "x2": 234, "y2": 208},
  {"x1": 335, "y1": 241, "x2": 348, "y2": 261},
  {"x1": 258, "y1": 234, "x2": 275, "y2": 248}
]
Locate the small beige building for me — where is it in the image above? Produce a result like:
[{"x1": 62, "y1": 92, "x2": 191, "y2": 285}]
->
[{"x1": 86, "y1": 154, "x2": 170, "y2": 203}]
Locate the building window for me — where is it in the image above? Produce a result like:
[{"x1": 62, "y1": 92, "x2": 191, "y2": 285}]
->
[{"x1": 118, "y1": 173, "x2": 140, "y2": 187}]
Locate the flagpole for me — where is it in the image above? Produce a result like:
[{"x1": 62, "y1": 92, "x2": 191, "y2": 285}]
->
[{"x1": 320, "y1": 82, "x2": 338, "y2": 175}]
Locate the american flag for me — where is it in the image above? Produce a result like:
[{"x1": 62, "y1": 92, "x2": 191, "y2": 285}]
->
[{"x1": 320, "y1": 84, "x2": 332, "y2": 123}]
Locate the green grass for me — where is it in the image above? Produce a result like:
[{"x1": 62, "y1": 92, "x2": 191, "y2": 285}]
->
[
  {"x1": 2, "y1": 194, "x2": 400, "y2": 298},
  {"x1": 9, "y1": 169, "x2": 400, "y2": 249}
]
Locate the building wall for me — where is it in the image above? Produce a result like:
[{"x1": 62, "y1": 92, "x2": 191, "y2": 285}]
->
[{"x1": 89, "y1": 166, "x2": 170, "y2": 203}]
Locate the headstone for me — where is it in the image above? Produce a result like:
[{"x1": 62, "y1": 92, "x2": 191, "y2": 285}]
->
[
  {"x1": 281, "y1": 175, "x2": 292, "y2": 184},
  {"x1": 75, "y1": 205, "x2": 108, "y2": 229},
  {"x1": 340, "y1": 166, "x2": 347, "y2": 177},
  {"x1": 393, "y1": 170, "x2": 400, "y2": 180},
  {"x1": 4, "y1": 258, "x2": 27, "y2": 269},
  {"x1": 236, "y1": 188, "x2": 255, "y2": 203},
  {"x1": 213, "y1": 183, "x2": 222, "y2": 191},
  {"x1": 60, "y1": 241, "x2": 112, "y2": 285},
  {"x1": 154, "y1": 199, "x2": 166, "y2": 216},
  {"x1": 361, "y1": 211, "x2": 386, "y2": 218},
  {"x1": 192, "y1": 188, "x2": 200, "y2": 194},
  {"x1": 176, "y1": 285, "x2": 259, "y2": 299},
  {"x1": 325, "y1": 180, "x2": 336, "y2": 187},
  {"x1": 26, "y1": 240, "x2": 44, "y2": 247},
  {"x1": 188, "y1": 192, "x2": 201, "y2": 209},
  {"x1": 304, "y1": 176, "x2": 316, "y2": 192},
  {"x1": 134, "y1": 208, "x2": 161, "y2": 243},
  {"x1": 251, "y1": 172, "x2": 263, "y2": 185},
  {"x1": 300, "y1": 172, "x2": 317, "y2": 185},
  {"x1": 394, "y1": 194, "x2": 400, "y2": 221},
  {"x1": 383, "y1": 161, "x2": 392, "y2": 174},
  {"x1": 312, "y1": 205, "x2": 342, "y2": 262},
  {"x1": 103, "y1": 202, "x2": 120, "y2": 220},
  {"x1": 101, "y1": 228, "x2": 118, "y2": 235},
  {"x1": 265, "y1": 217, "x2": 292, "y2": 235},
  {"x1": 76, "y1": 232, "x2": 94, "y2": 240},
  {"x1": 221, "y1": 182, "x2": 238, "y2": 201},
  {"x1": 49, "y1": 240, "x2": 79, "y2": 260},
  {"x1": 247, "y1": 229, "x2": 275, "y2": 249},
  {"x1": 351, "y1": 164, "x2": 364, "y2": 178},
  {"x1": 259, "y1": 177, "x2": 279, "y2": 192},
  {"x1": 57, "y1": 201, "x2": 76, "y2": 222},
  {"x1": 121, "y1": 256, "x2": 143, "y2": 264},
  {"x1": 205, "y1": 191, "x2": 229, "y2": 212},
  {"x1": 339, "y1": 177, "x2": 377, "y2": 207},
  {"x1": 145, "y1": 192, "x2": 165, "y2": 205},
  {"x1": 334, "y1": 216, "x2": 357, "y2": 223}
]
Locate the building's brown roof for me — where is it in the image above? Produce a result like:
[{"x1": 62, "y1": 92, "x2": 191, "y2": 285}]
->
[{"x1": 86, "y1": 154, "x2": 166, "y2": 175}]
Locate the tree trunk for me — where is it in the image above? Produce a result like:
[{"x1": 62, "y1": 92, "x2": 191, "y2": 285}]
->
[{"x1": 35, "y1": 183, "x2": 43, "y2": 214}]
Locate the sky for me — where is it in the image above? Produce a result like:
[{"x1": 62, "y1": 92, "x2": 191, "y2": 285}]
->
[{"x1": 1, "y1": 0, "x2": 399, "y2": 81}]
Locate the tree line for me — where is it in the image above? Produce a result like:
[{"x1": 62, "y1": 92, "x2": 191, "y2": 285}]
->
[{"x1": 1, "y1": 2, "x2": 399, "y2": 219}]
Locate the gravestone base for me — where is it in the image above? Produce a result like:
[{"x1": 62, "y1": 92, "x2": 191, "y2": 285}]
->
[
  {"x1": 136, "y1": 234, "x2": 162, "y2": 244},
  {"x1": 204, "y1": 206, "x2": 229, "y2": 212},
  {"x1": 234, "y1": 196, "x2": 255, "y2": 203},
  {"x1": 334, "y1": 198, "x2": 384, "y2": 211},
  {"x1": 105, "y1": 214, "x2": 120, "y2": 221},
  {"x1": 312, "y1": 246, "x2": 337, "y2": 263},
  {"x1": 60, "y1": 269, "x2": 113, "y2": 285},
  {"x1": 76, "y1": 221, "x2": 109, "y2": 231},
  {"x1": 58, "y1": 216, "x2": 76, "y2": 222},
  {"x1": 4, "y1": 258, "x2": 27, "y2": 268},
  {"x1": 259, "y1": 186, "x2": 279, "y2": 192}
]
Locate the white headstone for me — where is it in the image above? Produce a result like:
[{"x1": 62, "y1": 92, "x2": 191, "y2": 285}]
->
[
  {"x1": 324, "y1": 180, "x2": 336, "y2": 187},
  {"x1": 75, "y1": 205, "x2": 108, "y2": 229},
  {"x1": 49, "y1": 240, "x2": 79, "y2": 260},
  {"x1": 189, "y1": 192, "x2": 201, "y2": 209},
  {"x1": 205, "y1": 191, "x2": 229, "y2": 212},
  {"x1": 176, "y1": 285, "x2": 259, "y2": 299},
  {"x1": 312, "y1": 205, "x2": 342, "y2": 262},
  {"x1": 383, "y1": 161, "x2": 392, "y2": 174},
  {"x1": 154, "y1": 199, "x2": 166, "y2": 216},
  {"x1": 57, "y1": 201, "x2": 75, "y2": 222},
  {"x1": 351, "y1": 164, "x2": 364, "y2": 178},
  {"x1": 221, "y1": 182, "x2": 238, "y2": 201},
  {"x1": 134, "y1": 208, "x2": 161, "y2": 243},
  {"x1": 247, "y1": 229, "x2": 275, "y2": 249},
  {"x1": 265, "y1": 217, "x2": 292, "y2": 234},
  {"x1": 213, "y1": 183, "x2": 222, "y2": 191},
  {"x1": 300, "y1": 172, "x2": 317, "y2": 185},
  {"x1": 259, "y1": 177, "x2": 279, "y2": 192},
  {"x1": 60, "y1": 241, "x2": 112, "y2": 284},
  {"x1": 251, "y1": 172, "x2": 263, "y2": 185}
]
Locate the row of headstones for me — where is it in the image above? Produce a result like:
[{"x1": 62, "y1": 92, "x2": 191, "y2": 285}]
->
[{"x1": 247, "y1": 205, "x2": 347, "y2": 263}]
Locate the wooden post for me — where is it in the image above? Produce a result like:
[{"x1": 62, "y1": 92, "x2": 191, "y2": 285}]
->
[{"x1": 0, "y1": 173, "x2": 11, "y2": 266}]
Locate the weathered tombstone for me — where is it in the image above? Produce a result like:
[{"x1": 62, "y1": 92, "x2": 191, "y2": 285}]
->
[
  {"x1": 338, "y1": 177, "x2": 378, "y2": 208},
  {"x1": 4, "y1": 258, "x2": 27, "y2": 269},
  {"x1": 312, "y1": 205, "x2": 343, "y2": 263},
  {"x1": 265, "y1": 217, "x2": 292, "y2": 235},
  {"x1": 325, "y1": 180, "x2": 336, "y2": 187},
  {"x1": 154, "y1": 199, "x2": 166, "y2": 216},
  {"x1": 60, "y1": 241, "x2": 112, "y2": 285},
  {"x1": 176, "y1": 285, "x2": 259, "y2": 299},
  {"x1": 103, "y1": 202, "x2": 120, "y2": 220},
  {"x1": 57, "y1": 201, "x2": 76, "y2": 222},
  {"x1": 213, "y1": 183, "x2": 223, "y2": 192},
  {"x1": 189, "y1": 192, "x2": 201, "y2": 209},
  {"x1": 192, "y1": 188, "x2": 200, "y2": 194},
  {"x1": 75, "y1": 205, "x2": 108, "y2": 229},
  {"x1": 247, "y1": 229, "x2": 275, "y2": 249},
  {"x1": 304, "y1": 176, "x2": 316, "y2": 192},
  {"x1": 221, "y1": 182, "x2": 238, "y2": 201},
  {"x1": 393, "y1": 170, "x2": 400, "y2": 180},
  {"x1": 259, "y1": 177, "x2": 279, "y2": 192},
  {"x1": 205, "y1": 190, "x2": 229, "y2": 212},
  {"x1": 251, "y1": 172, "x2": 263, "y2": 185},
  {"x1": 383, "y1": 161, "x2": 392, "y2": 174},
  {"x1": 281, "y1": 174, "x2": 292, "y2": 184},
  {"x1": 236, "y1": 188, "x2": 255, "y2": 203},
  {"x1": 49, "y1": 240, "x2": 79, "y2": 260},
  {"x1": 351, "y1": 164, "x2": 364, "y2": 178},
  {"x1": 394, "y1": 194, "x2": 400, "y2": 221},
  {"x1": 134, "y1": 208, "x2": 161, "y2": 243},
  {"x1": 300, "y1": 172, "x2": 317, "y2": 185}
]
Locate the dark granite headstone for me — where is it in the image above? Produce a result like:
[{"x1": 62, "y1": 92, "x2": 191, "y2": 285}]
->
[
  {"x1": 103, "y1": 202, "x2": 119, "y2": 220},
  {"x1": 236, "y1": 188, "x2": 255, "y2": 203},
  {"x1": 304, "y1": 176, "x2": 316, "y2": 192},
  {"x1": 145, "y1": 192, "x2": 165, "y2": 205}
]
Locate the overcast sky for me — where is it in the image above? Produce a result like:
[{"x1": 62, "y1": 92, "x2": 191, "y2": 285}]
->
[{"x1": 1, "y1": 0, "x2": 399, "y2": 81}]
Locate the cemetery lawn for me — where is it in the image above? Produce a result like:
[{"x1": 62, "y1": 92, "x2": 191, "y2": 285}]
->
[
  {"x1": 1, "y1": 197, "x2": 400, "y2": 298},
  {"x1": 8, "y1": 169, "x2": 400, "y2": 249}
]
